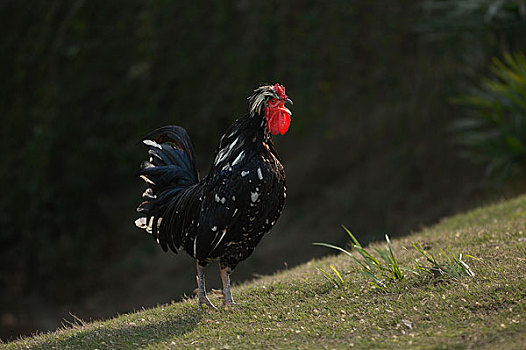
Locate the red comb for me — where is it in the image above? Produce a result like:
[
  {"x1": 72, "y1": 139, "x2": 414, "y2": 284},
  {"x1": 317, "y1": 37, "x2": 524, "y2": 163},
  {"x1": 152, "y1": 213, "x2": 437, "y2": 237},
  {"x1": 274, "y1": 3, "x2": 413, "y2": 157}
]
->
[{"x1": 273, "y1": 84, "x2": 287, "y2": 100}]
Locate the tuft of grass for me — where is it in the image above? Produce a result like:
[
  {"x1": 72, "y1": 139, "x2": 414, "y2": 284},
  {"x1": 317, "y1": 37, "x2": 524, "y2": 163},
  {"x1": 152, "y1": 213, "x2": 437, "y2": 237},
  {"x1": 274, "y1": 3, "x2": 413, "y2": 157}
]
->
[
  {"x1": 412, "y1": 242, "x2": 476, "y2": 279},
  {"x1": 314, "y1": 226, "x2": 475, "y2": 290},
  {"x1": 314, "y1": 226, "x2": 404, "y2": 288}
]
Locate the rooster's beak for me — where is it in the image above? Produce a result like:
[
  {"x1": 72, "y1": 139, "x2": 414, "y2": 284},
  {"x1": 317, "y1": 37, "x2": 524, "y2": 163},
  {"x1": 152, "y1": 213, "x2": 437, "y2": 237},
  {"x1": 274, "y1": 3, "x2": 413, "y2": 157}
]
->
[{"x1": 285, "y1": 98, "x2": 293, "y2": 105}]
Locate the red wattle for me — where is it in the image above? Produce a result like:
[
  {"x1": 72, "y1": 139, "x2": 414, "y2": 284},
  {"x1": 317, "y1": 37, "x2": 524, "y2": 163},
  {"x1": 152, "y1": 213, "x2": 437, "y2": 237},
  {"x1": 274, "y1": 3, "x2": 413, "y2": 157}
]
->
[
  {"x1": 280, "y1": 111, "x2": 291, "y2": 135},
  {"x1": 265, "y1": 99, "x2": 291, "y2": 135},
  {"x1": 266, "y1": 108, "x2": 291, "y2": 135}
]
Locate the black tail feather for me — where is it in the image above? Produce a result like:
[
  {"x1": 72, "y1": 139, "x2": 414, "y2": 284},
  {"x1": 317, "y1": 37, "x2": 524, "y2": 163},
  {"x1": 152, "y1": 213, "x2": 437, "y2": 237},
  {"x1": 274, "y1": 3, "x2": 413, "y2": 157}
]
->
[
  {"x1": 161, "y1": 184, "x2": 202, "y2": 252},
  {"x1": 135, "y1": 125, "x2": 200, "y2": 253},
  {"x1": 143, "y1": 125, "x2": 199, "y2": 179}
]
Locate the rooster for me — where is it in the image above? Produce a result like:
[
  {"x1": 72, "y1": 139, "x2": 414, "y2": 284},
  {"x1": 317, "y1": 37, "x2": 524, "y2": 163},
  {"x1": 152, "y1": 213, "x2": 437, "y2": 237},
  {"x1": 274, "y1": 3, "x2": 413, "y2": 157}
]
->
[{"x1": 135, "y1": 84, "x2": 292, "y2": 308}]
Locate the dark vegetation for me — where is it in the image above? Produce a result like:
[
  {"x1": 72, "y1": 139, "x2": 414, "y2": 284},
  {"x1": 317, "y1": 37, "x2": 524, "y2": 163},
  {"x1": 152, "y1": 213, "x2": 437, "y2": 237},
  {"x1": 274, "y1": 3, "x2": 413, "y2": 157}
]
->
[
  {"x1": 1, "y1": 0, "x2": 525, "y2": 340},
  {"x1": 455, "y1": 53, "x2": 526, "y2": 178}
]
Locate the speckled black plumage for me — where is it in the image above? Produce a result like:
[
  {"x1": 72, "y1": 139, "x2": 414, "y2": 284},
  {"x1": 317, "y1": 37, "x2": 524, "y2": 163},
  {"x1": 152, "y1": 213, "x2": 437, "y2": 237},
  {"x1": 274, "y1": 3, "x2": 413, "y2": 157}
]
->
[{"x1": 136, "y1": 86, "x2": 287, "y2": 273}]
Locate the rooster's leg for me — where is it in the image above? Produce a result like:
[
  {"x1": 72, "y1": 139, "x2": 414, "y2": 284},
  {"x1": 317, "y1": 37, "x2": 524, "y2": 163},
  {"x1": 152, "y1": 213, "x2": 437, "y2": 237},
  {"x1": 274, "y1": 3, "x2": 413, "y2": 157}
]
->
[
  {"x1": 196, "y1": 262, "x2": 216, "y2": 310},
  {"x1": 219, "y1": 264, "x2": 235, "y2": 307}
]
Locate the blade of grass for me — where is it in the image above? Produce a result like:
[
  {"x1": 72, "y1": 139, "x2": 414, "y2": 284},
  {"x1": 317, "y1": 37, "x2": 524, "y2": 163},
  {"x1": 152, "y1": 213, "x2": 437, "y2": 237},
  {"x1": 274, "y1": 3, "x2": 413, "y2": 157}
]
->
[
  {"x1": 312, "y1": 242, "x2": 354, "y2": 259},
  {"x1": 361, "y1": 269, "x2": 386, "y2": 290},
  {"x1": 342, "y1": 225, "x2": 362, "y2": 248},
  {"x1": 313, "y1": 242, "x2": 372, "y2": 271},
  {"x1": 386, "y1": 235, "x2": 404, "y2": 280},
  {"x1": 329, "y1": 265, "x2": 344, "y2": 285},
  {"x1": 412, "y1": 242, "x2": 438, "y2": 265},
  {"x1": 317, "y1": 268, "x2": 341, "y2": 288}
]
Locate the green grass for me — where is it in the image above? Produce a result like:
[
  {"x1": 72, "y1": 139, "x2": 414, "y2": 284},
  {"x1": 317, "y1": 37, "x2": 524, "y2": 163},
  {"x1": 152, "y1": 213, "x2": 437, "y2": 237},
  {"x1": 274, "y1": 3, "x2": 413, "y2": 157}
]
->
[
  {"x1": 315, "y1": 227, "x2": 477, "y2": 290},
  {"x1": 5, "y1": 195, "x2": 526, "y2": 349}
]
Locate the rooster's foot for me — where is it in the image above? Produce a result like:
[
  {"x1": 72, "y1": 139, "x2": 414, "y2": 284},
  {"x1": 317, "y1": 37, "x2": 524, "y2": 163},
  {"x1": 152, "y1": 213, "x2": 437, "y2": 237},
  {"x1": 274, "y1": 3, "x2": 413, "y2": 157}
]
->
[{"x1": 211, "y1": 289, "x2": 235, "y2": 307}]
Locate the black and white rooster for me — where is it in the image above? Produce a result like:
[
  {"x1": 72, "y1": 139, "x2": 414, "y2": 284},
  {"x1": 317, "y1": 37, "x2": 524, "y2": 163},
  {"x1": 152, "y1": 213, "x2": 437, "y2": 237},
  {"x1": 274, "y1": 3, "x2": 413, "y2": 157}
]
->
[{"x1": 135, "y1": 84, "x2": 292, "y2": 308}]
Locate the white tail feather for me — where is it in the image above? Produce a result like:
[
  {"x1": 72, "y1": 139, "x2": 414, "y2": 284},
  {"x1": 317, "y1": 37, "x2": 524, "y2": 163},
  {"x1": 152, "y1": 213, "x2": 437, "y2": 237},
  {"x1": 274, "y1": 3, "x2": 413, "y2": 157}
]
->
[{"x1": 143, "y1": 139, "x2": 162, "y2": 149}]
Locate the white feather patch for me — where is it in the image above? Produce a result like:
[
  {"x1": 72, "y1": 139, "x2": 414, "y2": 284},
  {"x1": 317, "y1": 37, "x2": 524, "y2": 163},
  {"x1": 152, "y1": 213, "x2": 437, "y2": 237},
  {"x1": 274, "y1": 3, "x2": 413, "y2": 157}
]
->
[
  {"x1": 140, "y1": 175, "x2": 155, "y2": 185},
  {"x1": 136, "y1": 216, "x2": 155, "y2": 234},
  {"x1": 135, "y1": 217, "x2": 146, "y2": 228},
  {"x1": 215, "y1": 136, "x2": 241, "y2": 165},
  {"x1": 231, "y1": 151, "x2": 245, "y2": 166},
  {"x1": 143, "y1": 139, "x2": 162, "y2": 149},
  {"x1": 210, "y1": 228, "x2": 228, "y2": 253},
  {"x1": 250, "y1": 94, "x2": 266, "y2": 114},
  {"x1": 142, "y1": 188, "x2": 156, "y2": 199}
]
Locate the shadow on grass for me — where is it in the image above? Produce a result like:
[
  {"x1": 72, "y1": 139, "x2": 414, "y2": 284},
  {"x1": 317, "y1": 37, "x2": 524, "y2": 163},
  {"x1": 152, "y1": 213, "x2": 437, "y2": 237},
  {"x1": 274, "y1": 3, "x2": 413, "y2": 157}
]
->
[{"x1": 36, "y1": 307, "x2": 202, "y2": 349}]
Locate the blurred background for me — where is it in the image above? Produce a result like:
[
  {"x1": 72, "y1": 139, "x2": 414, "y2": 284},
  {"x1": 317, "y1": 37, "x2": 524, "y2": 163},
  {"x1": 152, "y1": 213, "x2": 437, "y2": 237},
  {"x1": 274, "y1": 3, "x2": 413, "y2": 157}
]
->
[{"x1": 2, "y1": 0, "x2": 526, "y2": 341}]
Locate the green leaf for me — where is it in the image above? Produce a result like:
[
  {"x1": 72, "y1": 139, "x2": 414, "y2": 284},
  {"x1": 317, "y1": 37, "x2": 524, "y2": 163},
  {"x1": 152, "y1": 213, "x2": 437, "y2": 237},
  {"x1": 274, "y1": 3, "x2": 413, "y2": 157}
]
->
[{"x1": 454, "y1": 51, "x2": 526, "y2": 178}]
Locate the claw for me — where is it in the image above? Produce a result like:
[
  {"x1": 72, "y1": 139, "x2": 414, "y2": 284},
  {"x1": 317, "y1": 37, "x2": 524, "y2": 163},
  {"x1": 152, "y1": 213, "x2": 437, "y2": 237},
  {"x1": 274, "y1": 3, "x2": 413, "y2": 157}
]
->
[
  {"x1": 212, "y1": 289, "x2": 223, "y2": 296},
  {"x1": 211, "y1": 288, "x2": 235, "y2": 306}
]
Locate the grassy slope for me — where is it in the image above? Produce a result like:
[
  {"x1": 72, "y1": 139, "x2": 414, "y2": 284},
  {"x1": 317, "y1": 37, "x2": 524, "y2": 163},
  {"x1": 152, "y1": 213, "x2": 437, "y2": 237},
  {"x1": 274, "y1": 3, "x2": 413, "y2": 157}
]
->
[{"x1": 5, "y1": 195, "x2": 526, "y2": 350}]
